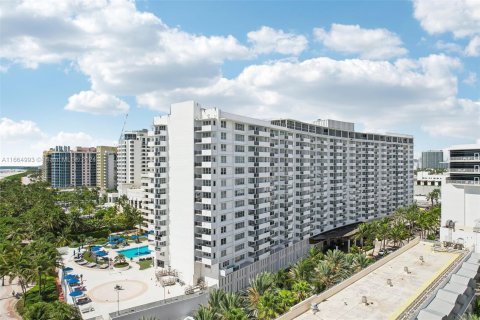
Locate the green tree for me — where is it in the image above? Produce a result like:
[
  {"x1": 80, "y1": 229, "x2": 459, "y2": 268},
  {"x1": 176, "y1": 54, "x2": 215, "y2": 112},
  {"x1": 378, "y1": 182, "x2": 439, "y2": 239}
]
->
[
  {"x1": 246, "y1": 272, "x2": 274, "y2": 313},
  {"x1": 291, "y1": 280, "x2": 313, "y2": 301}
]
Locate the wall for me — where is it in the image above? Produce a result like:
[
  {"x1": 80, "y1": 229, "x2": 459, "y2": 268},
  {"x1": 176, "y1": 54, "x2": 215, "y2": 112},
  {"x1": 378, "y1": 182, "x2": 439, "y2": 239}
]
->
[
  {"x1": 220, "y1": 239, "x2": 310, "y2": 292},
  {"x1": 168, "y1": 101, "x2": 199, "y2": 285},
  {"x1": 109, "y1": 290, "x2": 210, "y2": 320}
]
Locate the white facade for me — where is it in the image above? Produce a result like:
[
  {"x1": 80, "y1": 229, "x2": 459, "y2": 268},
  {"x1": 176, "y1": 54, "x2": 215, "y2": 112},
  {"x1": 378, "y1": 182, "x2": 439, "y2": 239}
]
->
[
  {"x1": 117, "y1": 130, "x2": 148, "y2": 189},
  {"x1": 440, "y1": 145, "x2": 480, "y2": 252},
  {"x1": 142, "y1": 101, "x2": 414, "y2": 290}
]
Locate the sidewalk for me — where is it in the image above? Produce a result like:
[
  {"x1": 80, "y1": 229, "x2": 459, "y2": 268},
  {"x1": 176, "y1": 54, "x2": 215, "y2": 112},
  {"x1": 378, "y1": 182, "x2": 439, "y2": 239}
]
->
[{"x1": 0, "y1": 277, "x2": 22, "y2": 320}]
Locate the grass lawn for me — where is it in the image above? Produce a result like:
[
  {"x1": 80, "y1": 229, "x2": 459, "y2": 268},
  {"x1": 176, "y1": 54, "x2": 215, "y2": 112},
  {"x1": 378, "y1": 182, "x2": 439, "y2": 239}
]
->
[{"x1": 137, "y1": 260, "x2": 153, "y2": 270}]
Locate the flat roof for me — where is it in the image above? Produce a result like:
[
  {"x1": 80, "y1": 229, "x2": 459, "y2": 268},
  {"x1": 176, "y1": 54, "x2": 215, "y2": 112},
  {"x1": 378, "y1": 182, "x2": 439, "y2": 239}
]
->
[{"x1": 295, "y1": 242, "x2": 460, "y2": 320}]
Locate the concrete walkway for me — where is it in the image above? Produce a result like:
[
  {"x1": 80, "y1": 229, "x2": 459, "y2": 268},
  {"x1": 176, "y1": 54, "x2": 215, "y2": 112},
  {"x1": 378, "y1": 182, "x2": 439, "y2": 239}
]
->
[{"x1": 0, "y1": 277, "x2": 22, "y2": 320}]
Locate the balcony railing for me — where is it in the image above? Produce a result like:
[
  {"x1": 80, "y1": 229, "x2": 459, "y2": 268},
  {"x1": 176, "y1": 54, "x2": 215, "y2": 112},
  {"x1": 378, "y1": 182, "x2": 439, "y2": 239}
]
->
[
  {"x1": 450, "y1": 156, "x2": 479, "y2": 161},
  {"x1": 446, "y1": 178, "x2": 480, "y2": 185},
  {"x1": 449, "y1": 168, "x2": 480, "y2": 173}
]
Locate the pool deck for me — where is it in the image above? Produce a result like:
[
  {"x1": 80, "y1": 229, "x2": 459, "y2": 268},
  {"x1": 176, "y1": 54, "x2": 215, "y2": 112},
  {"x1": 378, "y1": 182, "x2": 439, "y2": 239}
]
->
[
  {"x1": 61, "y1": 245, "x2": 185, "y2": 320},
  {"x1": 295, "y1": 242, "x2": 460, "y2": 320}
]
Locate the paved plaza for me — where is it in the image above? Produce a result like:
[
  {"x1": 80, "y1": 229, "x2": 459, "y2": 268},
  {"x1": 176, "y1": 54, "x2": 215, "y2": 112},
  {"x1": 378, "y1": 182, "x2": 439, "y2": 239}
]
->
[
  {"x1": 61, "y1": 245, "x2": 186, "y2": 319},
  {"x1": 296, "y1": 242, "x2": 459, "y2": 320}
]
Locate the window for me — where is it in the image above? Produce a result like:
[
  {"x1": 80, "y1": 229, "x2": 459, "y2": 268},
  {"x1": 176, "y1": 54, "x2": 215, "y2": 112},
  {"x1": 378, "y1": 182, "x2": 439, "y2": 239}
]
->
[
  {"x1": 221, "y1": 191, "x2": 227, "y2": 198},
  {"x1": 221, "y1": 215, "x2": 226, "y2": 222},
  {"x1": 235, "y1": 211, "x2": 244, "y2": 218},
  {"x1": 221, "y1": 238, "x2": 226, "y2": 245},
  {"x1": 221, "y1": 120, "x2": 227, "y2": 128},
  {"x1": 221, "y1": 168, "x2": 227, "y2": 175},
  {"x1": 221, "y1": 179, "x2": 227, "y2": 187},
  {"x1": 235, "y1": 167, "x2": 244, "y2": 174},
  {"x1": 235, "y1": 123, "x2": 244, "y2": 131},
  {"x1": 235, "y1": 200, "x2": 245, "y2": 207},
  {"x1": 221, "y1": 250, "x2": 227, "y2": 257},
  {"x1": 235, "y1": 156, "x2": 244, "y2": 164},
  {"x1": 235, "y1": 222, "x2": 244, "y2": 229},
  {"x1": 235, "y1": 178, "x2": 245, "y2": 186},
  {"x1": 221, "y1": 132, "x2": 227, "y2": 140},
  {"x1": 221, "y1": 156, "x2": 227, "y2": 164},
  {"x1": 221, "y1": 226, "x2": 226, "y2": 233},
  {"x1": 235, "y1": 243, "x2": 245, "y2": 251},
  {"x1": 221, "y1": 203, "x2": 227, "y2": 210},
  {"x1": 221, "y1": 144, "x2": 227, "y2": 152},
  {"x1": 222, "y1": 261, "x2": 229, "y2": 267},
  {"x1": 235, "y1": 232, "x2": 245, "y2": 240},
  {"x1": 235, "y1": 134, "x2": 244, "y2": 142},
  {"x1": 235, "y1": 145, "x2": 244, "y2": 152},
  {"x1": 235, "y1": 189, "x2": 245, "y2": 196}
]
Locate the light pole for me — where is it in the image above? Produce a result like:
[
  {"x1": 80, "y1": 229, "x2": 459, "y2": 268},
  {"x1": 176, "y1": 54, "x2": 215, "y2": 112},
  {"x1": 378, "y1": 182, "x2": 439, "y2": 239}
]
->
[{"x1": 114, "y1": 284, "x2": 121, "y2": 315}]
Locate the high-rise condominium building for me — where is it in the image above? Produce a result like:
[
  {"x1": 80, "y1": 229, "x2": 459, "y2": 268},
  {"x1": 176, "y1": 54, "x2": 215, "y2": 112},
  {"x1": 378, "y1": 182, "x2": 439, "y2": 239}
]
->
[
  {"x1": 421, "y1": 150, "x2": 445, "y2": 169},
  {"x1": 440, "y1": 144, "x2": 480, "y2": 251},
  {"x1": 117, "y1": 130, "x2": 149, "y2": 190},
  {"x1": 141, "y1": 101, "x2": 413, "y2": 292},
  {"x1": 96, "y1": 146, "x2": 117, "y2": 190},
  {"x1": 42, "y1": 146, "x2": 97, "y2": 188}
]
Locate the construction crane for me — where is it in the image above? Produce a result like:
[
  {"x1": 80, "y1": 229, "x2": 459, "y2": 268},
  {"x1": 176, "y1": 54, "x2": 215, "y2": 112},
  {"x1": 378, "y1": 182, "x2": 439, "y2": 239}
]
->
[{"x1": 118, "y1": 113, "x2": 128, "y2": 145}]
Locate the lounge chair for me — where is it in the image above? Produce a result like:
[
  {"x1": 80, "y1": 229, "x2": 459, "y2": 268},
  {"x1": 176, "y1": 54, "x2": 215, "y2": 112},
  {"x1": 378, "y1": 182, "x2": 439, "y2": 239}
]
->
[
  {"x1": 99, "y1": 264, "x2": 109, "y2": 269},
  {"x1": 81, "y1": 306, "x2": 94, "y2": 313},
  {"x1": 77, "y1": 260, "x2": 88, "y2": 265},
  {"x1": 86, "y1": 262, "x2": 97, "y2": 268},
  {"x1": 74, "y1": 257, "x2": 83, "y2": 262}
]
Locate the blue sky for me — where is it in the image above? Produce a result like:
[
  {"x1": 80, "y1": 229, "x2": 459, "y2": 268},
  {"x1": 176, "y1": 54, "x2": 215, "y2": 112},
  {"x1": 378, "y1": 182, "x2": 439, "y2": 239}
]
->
[{"x1": 0, "y1": 0, "x2": 479, "y2": 166}]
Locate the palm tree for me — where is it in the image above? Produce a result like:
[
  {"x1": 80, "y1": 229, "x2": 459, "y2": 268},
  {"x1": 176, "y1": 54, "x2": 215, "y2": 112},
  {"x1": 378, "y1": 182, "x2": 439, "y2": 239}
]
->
[
  {"x1": 375, "y1": 218, "x2": 391, "y2": 251},
  {"x1": 291, "y1": 280, "x2": 313, "y2": 301},
  {"x1": 354, "y1": 222, "x2": 375, "y2": 252},
  {"x1": 246, "y1": 272, "x2": 274, "y2": 312},
  {"x1": 272, "y1": 269, "x2": 292, "y2": 290},
  {"x1": 313, "y1": 261, "x2": 337, "y2": 292},
  {"x1": 257, "y1": 291, "x2": 282, "y2": 320},
  {"x1": 48, "y1": 301, "x2": 82, "y2": 320},
  {"x1": 195, "y1": 305, "x2": 217, "y2": 320},
  {"x1": 289, "y1": 258, "x2": 314, "y2": 283},
  {"x1": 323, "y1": 250, "x2": 348, "y2": 276},
  {"x1": 207, "y1": 288, "x2": 227, "y2": 311},
  {"x1": 352, "y1": 254, "x2": 372, "y2": 272},
  {"x1": 389, "y1": 223, "x2": 409, "y2": 247}
]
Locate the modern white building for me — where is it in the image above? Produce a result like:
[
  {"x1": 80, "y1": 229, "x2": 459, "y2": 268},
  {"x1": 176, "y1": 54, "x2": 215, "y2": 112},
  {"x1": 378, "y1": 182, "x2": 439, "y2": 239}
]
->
[
  {"x1": 117, "y1": 129, "x2": 149, "y2": 189},
  {"x1": 96, "y1": 146, "x2": 117, "y2": 191},
  {"x1": 414, "y1": 171, "x2": 446, "y2": 206},
  {"x1": 440, "y1": 144, "x2": 480, "y2": 251},
  {"x1": 139, "y1": 101, "x2": 414, "y2": 292}
]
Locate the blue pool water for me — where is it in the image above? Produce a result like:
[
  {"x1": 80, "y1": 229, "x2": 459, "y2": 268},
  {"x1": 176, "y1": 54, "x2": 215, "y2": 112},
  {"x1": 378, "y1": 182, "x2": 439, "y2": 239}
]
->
[{"x1": 117, "y1": 246, "x2": 151, "y2": 259}]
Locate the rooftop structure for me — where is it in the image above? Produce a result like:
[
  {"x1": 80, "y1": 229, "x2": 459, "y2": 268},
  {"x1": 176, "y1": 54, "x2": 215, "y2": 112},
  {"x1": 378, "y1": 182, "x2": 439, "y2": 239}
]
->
[
  {"x1": 290, "y1": 241, "x2": 464, "y2": 320},
  {"x1": 440, "y1": 144, "x2": 480, "y2": 252}
]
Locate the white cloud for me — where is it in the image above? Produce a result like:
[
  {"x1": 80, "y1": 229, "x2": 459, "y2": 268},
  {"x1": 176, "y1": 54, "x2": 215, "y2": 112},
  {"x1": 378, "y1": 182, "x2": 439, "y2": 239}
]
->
[
  {"x1": 435, "y1": 40, "x2": 463, "y2": 54},
  {"x1": 464, "y1": 72, "x2": 478, "y2": 86},
  {"x1": 313, "y1": 24, "x2": 408, "y2": 59},
  {"x1": 0, "y1": 117, "x2": 45, "y2": 141},
  {"x1": 247, "y1": 26, "x2": 308, "y2": 55},
  {"x1": 0, "y1": 118, "x2": 116, "y2": 166},
  {"x1": 0, "y1": 0, "x2": 251, "y2": 96},
  {"x1": 413, "y1": 0, "x2": 480, "y2": 38},
  {"x1": 65, "y1": 90, "x2": 129, "y2": 115},
  {"x1": 465, "y1": 36, "x2": 480, "y2": 56},
  {"x1": 137, "y1": 54, "x2": 479, "y2": 143}
]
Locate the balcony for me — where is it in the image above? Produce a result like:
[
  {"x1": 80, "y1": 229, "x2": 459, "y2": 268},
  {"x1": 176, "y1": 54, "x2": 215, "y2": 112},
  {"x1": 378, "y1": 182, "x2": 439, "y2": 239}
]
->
[
  {"x1": 446, "y1": 178, "x2": 480, "y2": 185},
  {"x1": 449, "y1": 168, "x2": 480, "y2": 173}
]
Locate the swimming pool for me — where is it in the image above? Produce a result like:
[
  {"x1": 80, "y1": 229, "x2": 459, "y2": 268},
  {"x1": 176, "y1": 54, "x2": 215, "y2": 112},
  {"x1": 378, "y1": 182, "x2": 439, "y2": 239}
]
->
[{"x1": 117, "y1": 246, "x2": 151, "y2": 259}]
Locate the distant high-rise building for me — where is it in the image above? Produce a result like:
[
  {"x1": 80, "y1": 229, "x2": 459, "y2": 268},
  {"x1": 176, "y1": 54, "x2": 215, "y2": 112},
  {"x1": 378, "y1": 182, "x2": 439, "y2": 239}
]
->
[
  {"x1": 96, "y1": 146, "x2": 117, "y2": 190},
  {"x1": 440, "y1": 144, "x2": 480, "y2": 251},
  {"x1": 117, "y1": 130, "x2": 148, "y2": 189},
  {"x1": 421, "y1": 150, "x2": 445, "y2": 169},
  {"x1": 42, "y1": 146, "x2": 96, "y2": 188}
]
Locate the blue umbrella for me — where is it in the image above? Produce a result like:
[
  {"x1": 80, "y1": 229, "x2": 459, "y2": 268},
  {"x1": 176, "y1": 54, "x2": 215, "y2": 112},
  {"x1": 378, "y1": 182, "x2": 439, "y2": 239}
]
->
[
  {"x1": 69, "y1": 290, "x2": 84, "y2": 297},
  {"x1": 67, "y1": 278, "x2": 79, "y2": 284},
  {"x1": 64, "y1": 274, "x2": 77, "y2": 280},
  {"x1": 91, "y1": 246, "x2": 102, "y2": 252},
  {"x1": 96, "y1": 251, "x2": 108, "y2": 257},
  {"x1": 63, "y1": 267, "x2": 73, "y2": 272},
  {"x1": 130, "y1": 235, "x2": 139, "y2": 239}
]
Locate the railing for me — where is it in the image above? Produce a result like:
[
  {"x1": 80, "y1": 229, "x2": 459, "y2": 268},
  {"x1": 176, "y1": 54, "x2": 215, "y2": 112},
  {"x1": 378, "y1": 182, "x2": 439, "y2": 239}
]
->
[
  {"x1": 446, "y1": 179, "x2": 480, "y2": 185},
  {"x1": 450, "y1": 156, "x2": 478, "y2": 161},
  {"x1": 449, "y1": 168, "x2": 479, "y2": 173}
]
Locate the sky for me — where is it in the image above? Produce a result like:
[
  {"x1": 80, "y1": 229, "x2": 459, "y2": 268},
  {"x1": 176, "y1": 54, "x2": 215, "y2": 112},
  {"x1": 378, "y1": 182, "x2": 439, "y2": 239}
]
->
[{"x1": 0, "y1": 0, "x2": 479, "y2": 166}]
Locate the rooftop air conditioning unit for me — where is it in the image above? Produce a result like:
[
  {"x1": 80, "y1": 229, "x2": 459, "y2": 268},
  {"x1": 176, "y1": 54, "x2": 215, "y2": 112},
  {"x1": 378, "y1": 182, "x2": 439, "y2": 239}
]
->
[{"x1": 446, "y1": 220, "x2": 455, "y2": 228}]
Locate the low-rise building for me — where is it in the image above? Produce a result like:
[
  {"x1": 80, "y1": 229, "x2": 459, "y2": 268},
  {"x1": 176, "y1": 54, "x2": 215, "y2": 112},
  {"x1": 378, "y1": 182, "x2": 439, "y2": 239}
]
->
[{"x1": 440, "y1": 144, "x2": 480, "y2": 251}]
